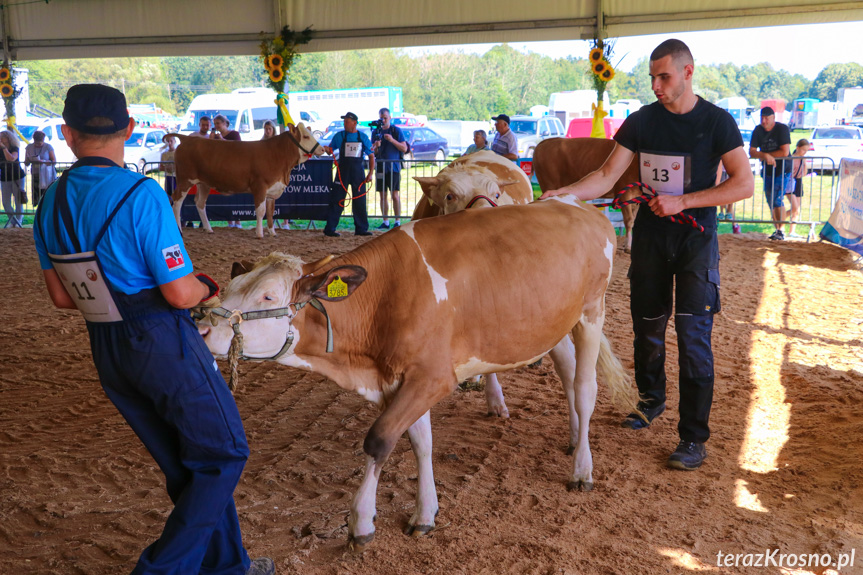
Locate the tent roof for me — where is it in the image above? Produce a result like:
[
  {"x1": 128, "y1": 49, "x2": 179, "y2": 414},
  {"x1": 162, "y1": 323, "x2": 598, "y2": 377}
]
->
[{"x1": 3, "y1": 0, "x2": 862, "y2": 60}]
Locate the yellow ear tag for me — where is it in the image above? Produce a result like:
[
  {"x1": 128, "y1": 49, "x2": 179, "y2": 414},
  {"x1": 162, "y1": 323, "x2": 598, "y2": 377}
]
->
[{"x1": 327, "y1": 276, "x2": 349, "y2": 298}]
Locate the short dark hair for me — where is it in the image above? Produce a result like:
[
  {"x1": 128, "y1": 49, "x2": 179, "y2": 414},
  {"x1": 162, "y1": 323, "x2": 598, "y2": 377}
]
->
[
  {"x1": 33, "y1": 130, "x2": 46, "y2": 142},
  {"x1": 73, "y1": 117, "x2": 128, "y2": 144},
  {"x1": 379, "y1": 107, "x2": 390, "y2": 115},
  {"x1": 213, "y1": 114, "x2": 229, "y2": 125},
  {"x1": 650, "y1": 39, "x2": 694, "y2": 66}
]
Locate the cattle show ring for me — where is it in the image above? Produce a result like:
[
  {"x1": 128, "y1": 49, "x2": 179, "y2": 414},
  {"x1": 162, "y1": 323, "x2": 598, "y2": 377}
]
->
[{"x1": 3, "y1": 3, "x2": 863, "y2": 575}]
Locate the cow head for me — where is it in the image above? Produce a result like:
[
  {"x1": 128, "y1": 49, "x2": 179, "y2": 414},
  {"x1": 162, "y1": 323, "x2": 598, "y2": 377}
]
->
[
  {"x1": 290, "y1": 123, "x2": 326, "y2": 164},
  {"x1": 414, "y1": 164, "x2": 521, "y2": 214},
  {"x1": 198, "y1": 252, "x2": 366, "y2": 361}
]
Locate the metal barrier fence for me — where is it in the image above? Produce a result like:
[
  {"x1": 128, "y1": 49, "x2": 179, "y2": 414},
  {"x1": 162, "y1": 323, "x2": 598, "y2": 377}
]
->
[
  {"x1": 142, "y1": 158, "x2": 450, "y2": 224},
  {"x1": 2, "y1": 154, "x2": 846, "y2": 235},
  {"x1": 3, "y1": 161, "x2": 140, "y2": 224},
  {"x1": 727, "y1": 155, "x2": 838, "y2": 239}
]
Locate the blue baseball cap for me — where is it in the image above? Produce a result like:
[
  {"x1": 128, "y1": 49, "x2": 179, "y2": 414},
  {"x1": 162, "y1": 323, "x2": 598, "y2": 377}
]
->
[{"x1": 63, "y1": 84, "x2": 130, "y2": 135}]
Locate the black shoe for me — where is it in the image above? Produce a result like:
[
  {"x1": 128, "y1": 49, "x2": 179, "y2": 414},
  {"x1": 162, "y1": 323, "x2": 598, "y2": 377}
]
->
[
  {"x1": 769, "y1": 230, "x2": 785, "y2": 241},
  {"x1": 377, "y1": 222, "x2": 390, "y2": 229},
  {"x1": 323, "y1": 230, "x2": 341, "y2": 237},
  {"x1": 246, "y1": 557, "x2": 275, "y2": 575},
  {"x1": 356, "y1": 230, "x2": 373, "y2": 236},
  {"x1": 621, "y1": 402, "x2": 666, "y2": 430},
  {"x1": 667, "y1": 440, "x2": 707, "y2": 470}
]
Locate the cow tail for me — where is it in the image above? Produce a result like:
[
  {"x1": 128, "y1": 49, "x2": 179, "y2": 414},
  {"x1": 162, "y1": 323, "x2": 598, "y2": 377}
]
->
[{"x1": 596, "y1": 332, "x2": 642, "y2": 419}]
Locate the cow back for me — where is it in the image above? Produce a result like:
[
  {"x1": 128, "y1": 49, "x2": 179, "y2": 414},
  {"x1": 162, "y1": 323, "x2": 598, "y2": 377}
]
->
[{"x1": 533, "y1": 138, "x2": 639, "y2": 199}]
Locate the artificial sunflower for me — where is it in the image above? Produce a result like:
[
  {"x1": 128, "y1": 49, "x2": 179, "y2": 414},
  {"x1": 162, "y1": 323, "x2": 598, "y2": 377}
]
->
[
  {"x1": 600, "y1": 66, "x2": 615, "y2": 81},
  {"x1": 269, "y1": 67, "x2": 284, "y2": 82},
  {"x1": 589, "y1": 48, "x2": 604, "y2": 63},
  {"x1": 0, "y1": 84, "x2": 13, "y2": 98},
  {"x1": 592, "y1": 61, "x2": 607, "y2": 75},
  {"x1": 0, "y1": 68, "x2": 9, "y2": 82},
  {"x1": 269, "y1": 54, "x2": 284, "y2": 69}
]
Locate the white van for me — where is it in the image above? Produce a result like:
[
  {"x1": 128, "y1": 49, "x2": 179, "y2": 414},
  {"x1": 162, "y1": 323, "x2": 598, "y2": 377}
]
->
[
  {"x1": 178, "y1": 88, "x2": 279, "y2": 141},
  {"x1": 178, "y1": 87, "x2": 329, "y2": 141}
]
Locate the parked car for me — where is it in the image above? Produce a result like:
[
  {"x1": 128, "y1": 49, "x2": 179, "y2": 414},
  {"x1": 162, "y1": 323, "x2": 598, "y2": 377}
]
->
[
  {"x1": 808, "y1": 125, "x2": 863, "y2": 172},
  {"x1": 392, "y1": 116, "x2": 420, "y2": 127},
  {"x1": 401, "y1": 126, "x2": 449, "y2": 161},
  {"x1": 739, "y1": 127, "x2": 761, "y2": 174},
  {"x1": 507, "y1": 115, "x2": 565, "y2": 158},
  {"x1": 124, "y1": 127, "x2": 167, "y2": 172}
]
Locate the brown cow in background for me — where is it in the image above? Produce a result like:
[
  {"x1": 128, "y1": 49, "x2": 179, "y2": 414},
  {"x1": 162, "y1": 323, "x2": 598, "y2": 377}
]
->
[{"x1": 533, "y1": 137, "x2": 640, "y2": 252}]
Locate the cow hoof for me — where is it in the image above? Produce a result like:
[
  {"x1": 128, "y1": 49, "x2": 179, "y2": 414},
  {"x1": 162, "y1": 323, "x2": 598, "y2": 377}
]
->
[
  {"x1": 486, "y1": 406, "x2": 510, "y2": 418},
  {"x1": 404, "y1": 523, "x2": 435, "y2": 537},
  {"x1": 566, "y1": 479, "x2": 594, "y2": 492},
  {"x1": 565, "y1": 445, "x2": 575, "y2": 456},
  {"x1": 348, "y1": 532, "x2": 375, "y2": 552}
]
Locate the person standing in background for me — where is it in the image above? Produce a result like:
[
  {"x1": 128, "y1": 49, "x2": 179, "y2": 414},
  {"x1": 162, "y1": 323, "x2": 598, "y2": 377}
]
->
[
  {"x1": 1, "y1": 130, "x2": 26, "y2": 228},
  {"x1": 25, "y1": 130, "x2": 57, "y2": 207}
]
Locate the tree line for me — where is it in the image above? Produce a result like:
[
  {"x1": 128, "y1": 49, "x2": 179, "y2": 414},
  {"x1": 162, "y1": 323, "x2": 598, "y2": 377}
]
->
[{"x1": 18, "y1": 46, "x2": 863, "y2": 121}]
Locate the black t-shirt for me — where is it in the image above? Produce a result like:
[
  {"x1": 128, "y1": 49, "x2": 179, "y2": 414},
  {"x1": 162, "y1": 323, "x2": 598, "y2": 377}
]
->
[
  {"x1": 750, "y1": 122, "x2": 791, "y2": 177},
  {"x1": 0, "y1": 145, "x2": 25, "y2": 182},
  {"x1": 614, "y1": 97, "x2": 742, "y2": 228}
]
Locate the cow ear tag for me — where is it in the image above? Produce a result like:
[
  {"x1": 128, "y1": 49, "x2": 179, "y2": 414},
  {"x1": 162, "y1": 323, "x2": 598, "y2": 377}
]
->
[{"x1": 327, "y1": 276, "x2": 349, "y2": 298}]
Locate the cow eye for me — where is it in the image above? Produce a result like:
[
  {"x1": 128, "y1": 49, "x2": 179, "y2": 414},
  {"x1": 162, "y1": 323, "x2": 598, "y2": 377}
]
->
[
  {"x1": 495, "y1": 193, "x2": 500, "y2": 199},
  {"x1": 264, "y1": 295, "x2": 274, "y2": 302},
  {"x1": 445, "y1": 193, "x2": 454, "y2": 201}
]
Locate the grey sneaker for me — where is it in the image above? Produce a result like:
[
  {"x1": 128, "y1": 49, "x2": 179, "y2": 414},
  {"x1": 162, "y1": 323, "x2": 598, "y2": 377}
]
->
[{"x1": 246, "y1": 557, "x2": 275, "y2": 575}]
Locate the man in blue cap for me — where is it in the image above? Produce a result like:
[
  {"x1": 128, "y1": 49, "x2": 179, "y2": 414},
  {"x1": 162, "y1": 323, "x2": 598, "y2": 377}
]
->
[
  {"x1": 323, "y1": 111, "x2": 374, "y2": 237},
  {"x1": 33, "y1": 84, "x2": 274, "y2": 575}
]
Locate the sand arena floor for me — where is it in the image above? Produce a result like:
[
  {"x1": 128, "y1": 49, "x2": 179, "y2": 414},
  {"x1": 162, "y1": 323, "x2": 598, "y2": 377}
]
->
[{"x1": 1, "y1": 226, "x2": 862, "y2": 574}]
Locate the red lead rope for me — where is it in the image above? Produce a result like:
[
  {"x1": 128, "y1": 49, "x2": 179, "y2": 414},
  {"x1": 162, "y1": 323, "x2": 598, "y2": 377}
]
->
[
  {"x1": 334, "y1": 162, "x2": 370, "y2": 209},
  {"x1": 595, "y1": 182, "x2": 705, "y2": 233}
]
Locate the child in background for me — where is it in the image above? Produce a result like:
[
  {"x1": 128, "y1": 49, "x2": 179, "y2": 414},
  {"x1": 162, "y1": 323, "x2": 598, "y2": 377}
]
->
[{"x1": 786, "y1": 138, "x2": 810, "y2": 238}]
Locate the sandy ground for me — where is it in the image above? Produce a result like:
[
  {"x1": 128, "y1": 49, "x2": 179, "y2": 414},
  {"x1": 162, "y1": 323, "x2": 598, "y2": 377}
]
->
[{"x1": 1, "y1": 226, "x2": 862, "y2": 575}]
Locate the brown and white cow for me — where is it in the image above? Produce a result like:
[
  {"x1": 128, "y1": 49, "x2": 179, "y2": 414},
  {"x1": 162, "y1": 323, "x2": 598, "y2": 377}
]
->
[
  {"x1": 167, "y1": 123, "x2": 323, "y2": 239},
  {"x1": 411, "y1": 150, "x2": 535, "y2": 418},
  {"x1": 411, "y1": 150, "x2": 533, "y2": 217},
  {"x1": 198, "y1": 195, "x2": 638, "y2": 550},
  {"x1": 533, "y1": 137, "x2": 640, "y2": 252}
]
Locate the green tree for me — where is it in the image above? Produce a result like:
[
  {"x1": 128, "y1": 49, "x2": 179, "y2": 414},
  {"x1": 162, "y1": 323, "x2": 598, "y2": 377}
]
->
[{"x1": 809, "y1": 63, "x2": 863, "y2": 101}]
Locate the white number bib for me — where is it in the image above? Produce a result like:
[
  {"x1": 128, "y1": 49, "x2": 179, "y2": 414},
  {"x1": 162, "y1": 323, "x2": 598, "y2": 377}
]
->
[
  {"x1": 344, "y1": 142, "x2": 362, "y2": 158},
  {"x1": 50, "y1": 252, "x2": 123, "y2": 322},
  {"x1": 640, "y1": 151, "x2": 687, "y2": 196}
]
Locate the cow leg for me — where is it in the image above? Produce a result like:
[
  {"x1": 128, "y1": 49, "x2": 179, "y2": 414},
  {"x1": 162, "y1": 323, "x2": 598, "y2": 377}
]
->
[
  {"x1": 484, "y1": 373, "x2": 509, "y2": 417},
  {"x1": 172, "y1": 185, "x2": 190, "y2": 232},
  {"x1": 265, "y1": 197, "x2": 276, "y2": 237},
  {"x1": 621, "y1": 204, "x2": 635, "y2": 253},
  {"x1": 349, "y1": 379, "x2": 449, "y2": 550},
  {"x1": 548, "y1": 336, "x2": 578, "y2": 454},
  {"x1": 567, "y1": 315, "x2": 603, "y2": 492},
  {"x1": 194, "y1": 187, "x2": 214, "y2": 234},
  {"x1": 404, "y1": 410, "x2": 438, "y2": 536},
  {"x1": 254, "y1": 199, "x2": 267, "y2": 239}
]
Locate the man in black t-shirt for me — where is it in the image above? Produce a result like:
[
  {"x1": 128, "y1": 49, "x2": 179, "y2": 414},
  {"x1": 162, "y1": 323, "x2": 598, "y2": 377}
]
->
[
  {"x1": 749, "y1": 107, "x2": 792, "y2": 240},
  {"x1": 541, "y1": 39, "x2": 754, "y2": 471}
]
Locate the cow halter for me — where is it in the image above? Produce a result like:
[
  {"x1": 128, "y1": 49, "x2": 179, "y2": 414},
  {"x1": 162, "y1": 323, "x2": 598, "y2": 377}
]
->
[
  {"x1": 285, "y1": 130, "x2": 321, "y2": 157},
  {"x1": 194, "y1": 298, "x2": 333, "y2": 391},
  {"x1": 465, "y1": 195, "x2": 499, "y2": 208}
]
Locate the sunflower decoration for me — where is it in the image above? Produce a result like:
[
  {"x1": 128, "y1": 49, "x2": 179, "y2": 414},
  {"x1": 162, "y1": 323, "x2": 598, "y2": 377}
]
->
[
  {"x1": 0, "y1": 61, "x2": 28, "y2": 142},
  {"x1": 259, "y1": 25, "x2": 312, "y2": 95},
  {"x1": 268, "y1": 67, "x2": 284, "y2": 83},
  {"x1": 588, "y1": 38, "x2": 617, "y2": 101}
]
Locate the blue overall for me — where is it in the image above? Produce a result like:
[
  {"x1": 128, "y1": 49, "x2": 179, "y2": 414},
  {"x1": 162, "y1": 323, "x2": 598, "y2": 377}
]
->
[
  {"x1": 36, "y1": 157, "x2": 251, "y2": 575},
  {"x1": 325, "y1": 131, "x2": 369, "y2": 234}
]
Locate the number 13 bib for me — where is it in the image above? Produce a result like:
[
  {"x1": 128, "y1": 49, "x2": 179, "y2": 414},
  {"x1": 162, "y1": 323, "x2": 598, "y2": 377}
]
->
[{"x1": 639, "y1": 151, "x2": 691, "y2": 196}]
